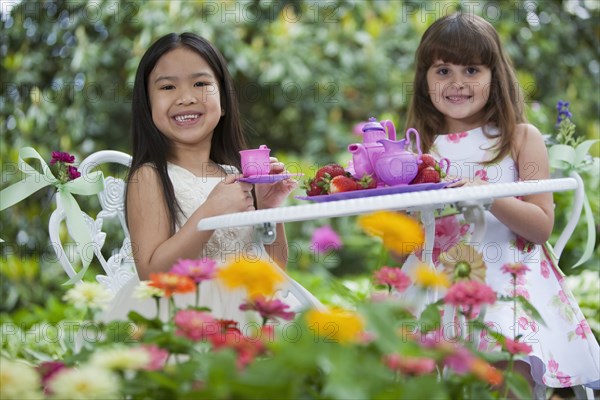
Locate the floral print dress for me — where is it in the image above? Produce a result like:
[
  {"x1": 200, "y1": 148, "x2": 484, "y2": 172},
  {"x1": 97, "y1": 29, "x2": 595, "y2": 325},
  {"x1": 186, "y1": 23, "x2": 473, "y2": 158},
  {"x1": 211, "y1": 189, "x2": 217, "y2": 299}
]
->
[{"x1": 402, "y1": 126, "x2": 599, "y2": 389}]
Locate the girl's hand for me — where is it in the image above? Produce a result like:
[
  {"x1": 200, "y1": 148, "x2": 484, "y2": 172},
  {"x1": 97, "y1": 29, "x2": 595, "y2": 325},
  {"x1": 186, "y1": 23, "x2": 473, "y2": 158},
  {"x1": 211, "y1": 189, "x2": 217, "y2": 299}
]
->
[
  {"x1": 255, "y1": 157, "x2": 298, "y2": 209},
  {"x1": 444, "y1": 175, "x2": 488, "y2": 188},
  {"x1": 204, "y1": 174, "x2": 255, "y2": 215}
]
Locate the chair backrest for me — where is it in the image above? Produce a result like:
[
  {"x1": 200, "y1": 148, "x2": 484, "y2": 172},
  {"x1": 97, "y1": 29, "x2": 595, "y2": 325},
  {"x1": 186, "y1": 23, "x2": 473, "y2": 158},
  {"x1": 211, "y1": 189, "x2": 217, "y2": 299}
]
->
[{"x1": 48, "y1": 150, "x2": 136, "y2": 294}]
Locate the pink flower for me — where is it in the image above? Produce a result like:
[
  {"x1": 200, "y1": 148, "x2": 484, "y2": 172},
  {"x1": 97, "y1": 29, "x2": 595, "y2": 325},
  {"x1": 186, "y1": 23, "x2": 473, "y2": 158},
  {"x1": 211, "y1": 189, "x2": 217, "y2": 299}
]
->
[
  {"x1": 444, "y1": 280, "x2": 497, "y2": 318},
  {"x1": 540, "y1": 260, "x2": 550, "y2": 279},
  {"x1": 383, "y1": 353, "x2": 436, "y2": 375},
  {"x1": 310, "y1": 225, "x2": 342, "y2": 253},
  {"x1": 373, "y1": 266, "x2": 411, "y2": 293},
  {"x1": 557, "y1": 372, "x2": 572, "y2": 387},
  {"x1": 518, "y1": 316, "x2": 539, "y2": 333},
  {"x1": 209, "y1": 328, "x2": 268, "y2": 369},
  {"x1": 575, "y1": 320, "x2": 591, "y2": 339},
  {"x1": 500, "y1": 262, "x2": 531, "y2": 278},
  {"x1": 444, "y1": 346, "x2": 474, "y2": 374},
  {"x1": 504, "y1": 337, "x2": 533, "y2": 355},
  {"x1": 447, "y1": 131, "x2": 468, "y2": 143},
  {"x1": 174, "y1": 309, "x2": 218, "y2": 341},
  {"x1": 558, "y1": 290, "x2": 568, "y2": 304},
  {"x1": 37, "y1": 360, "x2": 67, "y2": 391},
  {"x1": 140, "y1": 344, "x2": 169, "y2": 371},
  {"x1": 50, "y1": 151, "x2": 75, "y2": 165},
  {"x1": 475, "y1": 169, "x2": 489, "y2": 181},
  {"x1": 512, "y1": 286, "x2": 530, "y2": 300},
  {"x1": 548, "y1": 359, "x2": 559, "y2": 373},
  {"x1": 170, "y1": 258, "x2": 217, "y2": 283},
  {"x1": 239, "y1": 296, "x2": 295, "y2": 322},
  {"x1": 515, "y1": 235, "x2": 535, "y2": 253}
]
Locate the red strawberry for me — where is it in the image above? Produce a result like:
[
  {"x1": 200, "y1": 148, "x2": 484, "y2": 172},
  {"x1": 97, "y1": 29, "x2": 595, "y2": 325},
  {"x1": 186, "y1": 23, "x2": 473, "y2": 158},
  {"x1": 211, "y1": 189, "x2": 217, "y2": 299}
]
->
[
  {"x1": 418, "y1": 154, "x2": 438, "y2": 172},
  {"x1": 315, "y1": 163, "x2": 346, "y2": 183},
  {"x1": 411, "y1": 166, "x2": 440, "y2": 184},
  {"x1": 356, "y1": 173, "x2": 377, "y2": 189},
  {"x1": 304, "y1": 178, "x2": 325, "y2": 196},
  {"x1": 329, "y1": 175, "x2": 359, "y2": 194}
]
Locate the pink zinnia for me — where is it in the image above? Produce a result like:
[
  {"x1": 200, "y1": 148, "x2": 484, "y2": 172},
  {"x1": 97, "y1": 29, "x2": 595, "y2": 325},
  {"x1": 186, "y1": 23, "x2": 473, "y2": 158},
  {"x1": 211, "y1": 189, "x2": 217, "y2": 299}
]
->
[
  {"x1": 50, "y1": 151, "x2": 75, "y2": 165},
  {"x1": 500, "y1": 262, "x2": 531, "y2": 278},
  {"x1": 384, "y1": 353, "x2": 436, "y2": 375},
  {"x1": 444, "y1": 280, "x2": 497, "y2": 318},
  {"x1": 444, "y1": 345, "x2": 474, "y2": 374},
  {"x1": 373, "y1": 266, "x2": 411, "y2": 293},
  {"x1": 310, "y1": 225, "x2": 342, "y2": 253},
  {"x1": 140, "y1": 344, "x2": 169, "y2": 371},
  {"x1": 239, "y1": 296, "x2": 295, "y2": 322},
  {"x1": 209, "y1": 328, "x2": 267, "y2": 369},
  {"x1": 37, "y1": 360, "x2": 67, "y2": 389},
  {"x1": 170, "y1": 258, "x2": 217, "y2": 283},
  {"x1": 504, "y1": 337, "x2": 533, "y2": 355},
  {"x1": 174, "y1": 309, "x2": 218, "y2": 341}
]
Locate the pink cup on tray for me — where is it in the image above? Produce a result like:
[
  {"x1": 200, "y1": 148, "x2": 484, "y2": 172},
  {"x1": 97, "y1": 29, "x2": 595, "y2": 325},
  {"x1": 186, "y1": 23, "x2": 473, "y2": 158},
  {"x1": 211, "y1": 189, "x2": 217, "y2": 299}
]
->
[{"x1": 239, "y1": 145, "x2": 271, "y2": 177}]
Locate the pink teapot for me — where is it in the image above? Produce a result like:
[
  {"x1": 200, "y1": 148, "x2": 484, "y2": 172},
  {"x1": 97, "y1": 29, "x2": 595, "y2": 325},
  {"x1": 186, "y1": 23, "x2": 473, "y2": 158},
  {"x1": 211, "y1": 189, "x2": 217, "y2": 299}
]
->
[
  {"x1": 348, "y1": 117, "x2": 396, "y2": 181},
  {"x1": 374, "y1": 128, "x2": 423, "y2": 186}
]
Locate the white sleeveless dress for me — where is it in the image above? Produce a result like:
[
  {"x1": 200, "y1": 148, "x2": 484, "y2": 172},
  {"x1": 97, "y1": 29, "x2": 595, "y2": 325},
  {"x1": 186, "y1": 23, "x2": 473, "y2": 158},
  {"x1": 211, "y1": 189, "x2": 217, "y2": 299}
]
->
[
  {"x1": 401, "y1": 126, "x2": 599, "y2": 389},
  {"x1": 102, "y1": 162, "x2": 321, "y2": 328}
]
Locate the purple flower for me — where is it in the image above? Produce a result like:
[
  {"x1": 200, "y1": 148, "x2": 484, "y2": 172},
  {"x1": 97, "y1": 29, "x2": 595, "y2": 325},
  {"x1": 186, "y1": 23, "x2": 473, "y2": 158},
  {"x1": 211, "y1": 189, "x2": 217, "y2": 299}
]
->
[
  {"x1": 50, "y1": 151, "x2": 75, "y2": 165},
  {"x1": 310, "y1": 225, "x2": 342, "y2": 253},
  {"x1": 67, "y1": 165, "x2": 81, "y2": 180},
  {"x1": 170, "y1": 258, "x2": 217, "y2": 283},
  {"x1": 556, "y1": 100, "x2": 573, "y2": 125},
  {"x1": 239, "y1": 296, "x2": 295, "y2": 322}
]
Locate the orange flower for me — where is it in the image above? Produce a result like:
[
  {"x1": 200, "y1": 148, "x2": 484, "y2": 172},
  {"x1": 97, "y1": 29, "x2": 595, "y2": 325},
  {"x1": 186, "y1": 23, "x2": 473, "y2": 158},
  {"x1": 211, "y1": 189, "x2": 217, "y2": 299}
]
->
[
  {"x1": 470, "y1": 358, "x2": 504, "y2": 386},
  {"x1": 148, "y1": 273, "x2": 195, "y2": 297}
]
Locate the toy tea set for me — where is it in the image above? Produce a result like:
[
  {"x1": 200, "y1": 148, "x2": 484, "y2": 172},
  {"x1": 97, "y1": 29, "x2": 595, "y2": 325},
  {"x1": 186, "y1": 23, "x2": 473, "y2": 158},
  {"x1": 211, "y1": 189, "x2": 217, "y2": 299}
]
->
[{"x1": 239, "y1": 117, "x2": 452, "y2": 201}]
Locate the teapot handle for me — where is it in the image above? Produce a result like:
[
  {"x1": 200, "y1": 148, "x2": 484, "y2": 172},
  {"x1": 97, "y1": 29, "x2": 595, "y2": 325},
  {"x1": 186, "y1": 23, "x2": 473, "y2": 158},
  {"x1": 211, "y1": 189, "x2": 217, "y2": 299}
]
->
[
  {"x1": 405, "y1": 128, "x2": 422, "y2": 159},
  {"x1": 380, "y1": 120, "x2": 396, "y2": 141},
  {"x1": 439, "y1": 157, "x2": 451, "y2": 174}
]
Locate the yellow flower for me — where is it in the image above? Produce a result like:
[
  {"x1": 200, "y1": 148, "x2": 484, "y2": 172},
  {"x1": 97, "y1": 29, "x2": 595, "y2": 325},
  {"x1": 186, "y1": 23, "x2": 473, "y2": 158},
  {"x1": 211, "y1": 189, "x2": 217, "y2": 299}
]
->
[
  {"x1": 357, "y1": 211, "x2": 424, "y2": 256},
  {"x1": 413, "y1": 264, "x2": 450, "y2": 289},
  {"x1": 217, "y1": 258, "x2": 284, "y2": 299},
  {"x1": 439, "y1": 243, "x2": 487, "y2": 283},
  {"x1": 304, "y1": 308, "x2": 364, "y2": 344}
]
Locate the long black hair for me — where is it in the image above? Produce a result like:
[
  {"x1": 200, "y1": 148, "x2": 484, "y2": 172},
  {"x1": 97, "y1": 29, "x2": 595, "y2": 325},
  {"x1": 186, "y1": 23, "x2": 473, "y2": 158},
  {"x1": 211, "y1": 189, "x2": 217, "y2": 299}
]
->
[{"x1": 126, "y1": 32, "x2": 247, "y2": 234}]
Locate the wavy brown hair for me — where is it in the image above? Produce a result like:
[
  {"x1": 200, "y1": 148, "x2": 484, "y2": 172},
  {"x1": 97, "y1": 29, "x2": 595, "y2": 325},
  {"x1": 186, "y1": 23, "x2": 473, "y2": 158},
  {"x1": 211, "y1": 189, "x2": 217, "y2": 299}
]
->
[{"x1": 406, "y1": 13, "x2": 526, "y2": 164}]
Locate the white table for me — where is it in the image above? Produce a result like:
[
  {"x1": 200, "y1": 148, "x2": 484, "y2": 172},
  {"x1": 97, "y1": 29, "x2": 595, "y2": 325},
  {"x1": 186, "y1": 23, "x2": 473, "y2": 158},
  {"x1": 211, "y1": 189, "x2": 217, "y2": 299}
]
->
[{"x1": 198, "y1": 178, "x2": 578, "y2": 266}]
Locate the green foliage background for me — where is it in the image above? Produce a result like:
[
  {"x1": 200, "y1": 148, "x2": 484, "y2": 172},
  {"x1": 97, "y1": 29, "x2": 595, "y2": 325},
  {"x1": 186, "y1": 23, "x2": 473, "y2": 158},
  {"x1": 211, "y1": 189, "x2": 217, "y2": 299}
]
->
[{"x1": 1, "y1": 0, "x2": 599, "y2": 299}]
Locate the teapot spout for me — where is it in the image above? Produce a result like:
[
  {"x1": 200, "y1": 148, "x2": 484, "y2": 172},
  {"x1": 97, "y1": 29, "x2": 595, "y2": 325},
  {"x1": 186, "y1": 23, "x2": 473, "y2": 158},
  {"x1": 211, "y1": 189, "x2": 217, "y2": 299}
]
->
[{"x1": 348, "y1": 143, "x2": 373, "y2": 178}]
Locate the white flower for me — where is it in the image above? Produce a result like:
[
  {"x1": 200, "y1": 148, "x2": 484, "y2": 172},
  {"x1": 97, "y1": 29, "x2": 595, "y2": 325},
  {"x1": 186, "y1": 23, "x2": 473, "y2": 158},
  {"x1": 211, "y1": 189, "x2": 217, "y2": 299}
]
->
[
  {"x1": 63, "y1": 282, "x2": 114, "y2": 310},
  {"x1": 48, "y1": 365, "x2": 120, "y2": 399},
  {"x1": 133, "y1": 280, "x2": 165, "y2": 299},
  {"x1": 90, "y1": 346, "x2": 151, "y2": 370},
  {"x1": 0, "y1": 357, "x2": 43, "y2": 399}
]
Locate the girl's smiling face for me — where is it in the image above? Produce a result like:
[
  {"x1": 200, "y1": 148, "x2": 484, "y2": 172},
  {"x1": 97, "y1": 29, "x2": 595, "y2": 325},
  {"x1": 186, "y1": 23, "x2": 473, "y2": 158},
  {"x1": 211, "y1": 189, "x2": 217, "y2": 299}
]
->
[
  {"x1": 426, "y1": 60, "x2": 492, "y2": 133},
  {"x1": 148, "y1": 47, "x2": 223, "y2": 151}
]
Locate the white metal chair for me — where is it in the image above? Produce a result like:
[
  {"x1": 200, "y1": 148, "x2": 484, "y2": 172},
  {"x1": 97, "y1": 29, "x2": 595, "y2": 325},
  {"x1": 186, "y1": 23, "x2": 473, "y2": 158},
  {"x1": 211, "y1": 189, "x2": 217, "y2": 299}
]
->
[
  {"x1": 49, "y1": 150, "x2": 323, "y2": 322},
  {"x1": 48, "y1": 150, "x2": 136, "y2": 297}
]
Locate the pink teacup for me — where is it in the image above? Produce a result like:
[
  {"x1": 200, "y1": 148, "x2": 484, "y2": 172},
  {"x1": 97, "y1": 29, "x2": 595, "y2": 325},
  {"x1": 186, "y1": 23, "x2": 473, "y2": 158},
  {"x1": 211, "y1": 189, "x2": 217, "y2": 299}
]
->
[{"x1": 240, "y1": 145, "x2": 271, "y2": 177}]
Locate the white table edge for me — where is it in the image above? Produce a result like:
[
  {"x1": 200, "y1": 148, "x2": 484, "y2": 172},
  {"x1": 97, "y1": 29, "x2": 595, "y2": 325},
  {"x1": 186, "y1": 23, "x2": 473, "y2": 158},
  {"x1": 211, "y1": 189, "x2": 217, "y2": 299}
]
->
[{"x1": 197, "y1": 178, "x2": 578, "y2": 230}]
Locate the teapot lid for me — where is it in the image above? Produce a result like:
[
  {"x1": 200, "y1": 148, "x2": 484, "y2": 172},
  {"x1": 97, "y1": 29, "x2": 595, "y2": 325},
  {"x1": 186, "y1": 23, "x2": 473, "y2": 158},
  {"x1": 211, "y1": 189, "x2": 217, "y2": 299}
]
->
[{"x1": 362, "y1": 117, "x2": 384, "y2": 132}]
